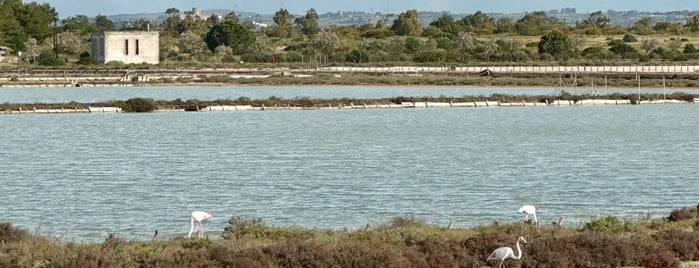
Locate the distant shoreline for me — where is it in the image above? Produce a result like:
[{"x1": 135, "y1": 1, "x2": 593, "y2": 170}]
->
[
  {"x1": 3, "y1": 65, "x2": 699, "y2": 89},
  {"x1": 1, "y1": 92, "x2": 696, "y2": 114}
]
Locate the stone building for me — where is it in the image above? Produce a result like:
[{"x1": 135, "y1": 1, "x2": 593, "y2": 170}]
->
[
  {"x1": 181, "y1": 7, "x2": 216, "y2": 20},
  {"x1": 91, "y1": 31, "x2": 159, "y2": 64}
]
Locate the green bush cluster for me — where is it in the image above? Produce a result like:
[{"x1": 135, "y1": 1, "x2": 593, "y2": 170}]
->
[{"x1": 109, "y1": 98, "x2": 157, "y2": 112}]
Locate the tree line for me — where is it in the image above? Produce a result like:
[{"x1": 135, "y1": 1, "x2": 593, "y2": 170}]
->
[{"x1": 3, "y1": 1, "x2": 699, "y2": 66}]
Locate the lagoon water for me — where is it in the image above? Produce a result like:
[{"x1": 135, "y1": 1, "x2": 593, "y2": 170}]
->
[{"x1": 0, "y1": 85, "x2": 697, "y2": 242}]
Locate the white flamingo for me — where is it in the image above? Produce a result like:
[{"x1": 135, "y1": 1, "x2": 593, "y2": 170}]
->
[
  {"x1": 188, "y1": 211, "x2": 212, "y2": 238},
  {"x1": 487, "y1": 236, "x2": 527, "y2": 268},
  {"x1": 518, "y1": 205, "x2": 537, "y2": 225}
]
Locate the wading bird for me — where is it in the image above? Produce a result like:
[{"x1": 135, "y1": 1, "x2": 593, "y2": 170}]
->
[
  {"x1": 487, "y1": 236, "x2": 527, "y2": 268},
  {"x1": 518, "y1": 205, "x2": 537, "y2": 225},
  {"x1": 188, "y1": 211, "x2": 212, "y2": 238}
]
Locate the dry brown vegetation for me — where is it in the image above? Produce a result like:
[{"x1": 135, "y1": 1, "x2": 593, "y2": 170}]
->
[{"x1": 1, "y1": 205, "x2": 699, "y2": 267}]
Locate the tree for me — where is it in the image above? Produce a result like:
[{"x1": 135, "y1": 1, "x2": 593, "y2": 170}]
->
[
  {"x1": 461, "y1": 11, "x2": 495, "y2": 35},
  {"x1": 94, "y1": 15, "x2": 114, "y2": 31},
  {"x1": 61, "y1": 15, "x2": 94, "y2": 35},
  {"x1": 538, "y1": 30, "x2": 572, "y2": 61},
  {"x1": 391, "y1": 9, "x2": 422, "y2": 36},
  {"x1": 270, "y1": 8, "x2": 294, "y2": 38},
  {"x1": 515, "y1": 11, "x2": 558, "y2": 36},
  {"x1": 630, "y1": 17, "x2": 654, "y2": 35},
  {"x1": 273, "y1": 8, "x2": 293, "y2": 27},
  {"x1": 37, "y1": 49, "x2": 63, "y2": 66},
  {"x1": 653, "y1": 21, "x2": 682, "y2": 34},
  {"x1": 0, "y1": 0, "x2": 59, "y2": 51},
  {"x1": 0, "y1": 5, "x2": 28, "y2": 52},
  {"x1": 578, "y1": 11, "x2": 610, "y2": 35},
  {"x1": 475, "y1": 39, "x2": 499, "y2": 61},
  {"x1": 179, "y1": 16, "x2": 208, "y2": 36},
  {"x1": 456, "y1": 32, "x2": 475, "y2": 61},
  {"x1": 295, "y1": 8, "x2": 320, "y2": 36},
  {"x1": 582, "y1": 11, "x2": 610, "y2": 28},
  {"x1": 223, "y1": 12, "x2": 239, "y2": 22},
  {"x1": 495, "y1": 17, "x2": 515, "y2": 34},
  {"x1": 640, "y1": 38, "x2": 659, "y2": 55},
  {"x1": 24, "y1": 37, "x2": 39, "y2": 62},
  {"x1": 684, "y1": 14, "x2": 699, "y2": 33},
  {"x1": 165, "y1": 8, "x2": 180, "y2": 17},
  {"x1": 56, "y1": 32, "x2": 82, "y2": 55},
  {"x1": 404, "y1": 37, "x2": 423, "y2": 53},
  {"x1": 125, "y1": 19, "x2": 152, "y2": 31},
  {"x1": 429, "y1": 14, "x2": 460, "y2": 37},
  {"x1": 162, "y1": 8, "x2": 182, "y2": 36},
  {"x1": 250, "y1": 34, "x2": 272, "y2": 61},
  {"x1": 386, "y1": 38, "x2": 404, "y2": 61},
  {"x1": 14, "y1": 2, "x2": 56, "y2": 42},
  {"x1": 313, "y1": 30, "x2": 338, "y2": 57},
  {"x1": 179, "y1": 31, "x2": 206, "y2": 56},
  {"x1": 204, "y1": 20, "x2": 253, "y2": 54},
  {"x1": 206, "y1": 15, "x2": 221, "y2": 28},
  {"x1": 359, "y1": 23, "x2": 393, "y2": 39}
]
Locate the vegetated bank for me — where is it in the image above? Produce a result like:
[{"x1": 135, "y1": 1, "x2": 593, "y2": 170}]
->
[
  {"x1": 1, "y1": 92, "x2": 697, "y2": 114},
  {"x1": 1, "y1": 205, "x2": 699, "y2": 267}
]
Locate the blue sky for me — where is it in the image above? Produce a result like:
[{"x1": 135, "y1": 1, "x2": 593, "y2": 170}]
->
[{"x1": 35, "y1": 0, "x2": 694, "y2": 18}]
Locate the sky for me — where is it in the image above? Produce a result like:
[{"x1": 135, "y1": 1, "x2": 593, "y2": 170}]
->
[{"x1": 34, "y1": 0, "x2": 696, "y2": 18}]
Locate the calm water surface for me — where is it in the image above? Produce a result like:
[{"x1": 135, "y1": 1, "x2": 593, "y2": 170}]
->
[{"x1": 0, "y1": 86, "x2": 697, "y2": 242}]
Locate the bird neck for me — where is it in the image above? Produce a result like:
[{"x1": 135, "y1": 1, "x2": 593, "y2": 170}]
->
[{"x1": 513, "y1": 239, "x2": 523, "y2": 259}]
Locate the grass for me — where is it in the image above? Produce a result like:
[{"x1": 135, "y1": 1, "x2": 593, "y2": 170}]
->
[{"x1": 1, "y1": 206, "x2": 699, "y2": 267}]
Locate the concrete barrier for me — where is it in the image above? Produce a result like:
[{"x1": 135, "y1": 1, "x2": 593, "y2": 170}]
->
[
  {"x1": 200, "y1": 105, "x2": 255, "y2": 111},
  {"x1": 425, "y1": 102, "x2": 451, "y2": 108},
  {"x1": 88, "y1": 107, "x2": 122, "y2": 113}
]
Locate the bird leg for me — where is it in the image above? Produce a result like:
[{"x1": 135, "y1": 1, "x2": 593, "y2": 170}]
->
[{"x1": 197, "y1": 222, "x2": 205, "y2": 238}]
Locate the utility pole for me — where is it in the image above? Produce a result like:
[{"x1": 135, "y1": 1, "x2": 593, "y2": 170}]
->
[{"x1": 53, "y1": 9, "x2": 58, "y2": 58}]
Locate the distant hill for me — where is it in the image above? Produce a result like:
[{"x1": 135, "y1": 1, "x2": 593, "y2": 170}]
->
[{"x1": 106, "y1": 8, "x2": 697, "y2": 28}]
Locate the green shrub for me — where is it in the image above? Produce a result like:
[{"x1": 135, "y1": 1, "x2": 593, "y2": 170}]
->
[
  {"x1": 582, "y1": 216, "x2": 624, "y2": 234},
  {"x1": 222, "y1": 216, "x2": 270, "y2": 241},
  {"x1": 623, "y1": 34, "x2": 638, "y2": 42},
  {"x1": 125, "y1": 98, "x2": 157, "y2": 112},
  {"x1": 37, "y1": 50, "x2": 64, "y2": 66},
  {"x1": 77, "y1": 51, "x2": 96, "y2": 65}
]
